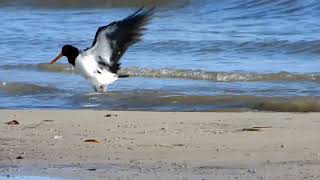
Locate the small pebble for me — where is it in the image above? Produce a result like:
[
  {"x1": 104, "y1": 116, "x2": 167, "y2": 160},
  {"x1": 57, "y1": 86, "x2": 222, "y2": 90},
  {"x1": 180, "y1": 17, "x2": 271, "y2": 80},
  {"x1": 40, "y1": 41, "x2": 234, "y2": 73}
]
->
[
  {"x1": 87, "y1": 168, "x2": 96, "y2": 171},
  {"x1": 247, "y1": 169, "x2": 256, "y2": 173},
  {"x1": 105, "y1": 114, "x2": 118, "y2": 117},
  {"x1": 16, "y1": 156, "x2": 24, "y2": 160},
  {"x1": 54, "y1": 135, "x2": 63, "y2": 139}
]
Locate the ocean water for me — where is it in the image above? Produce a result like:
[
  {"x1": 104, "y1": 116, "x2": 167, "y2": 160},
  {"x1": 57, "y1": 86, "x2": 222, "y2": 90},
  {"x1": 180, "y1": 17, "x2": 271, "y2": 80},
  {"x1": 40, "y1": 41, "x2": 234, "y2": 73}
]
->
[{"x1": 1, "y1": 0, "x2": 320, "y2": 112}]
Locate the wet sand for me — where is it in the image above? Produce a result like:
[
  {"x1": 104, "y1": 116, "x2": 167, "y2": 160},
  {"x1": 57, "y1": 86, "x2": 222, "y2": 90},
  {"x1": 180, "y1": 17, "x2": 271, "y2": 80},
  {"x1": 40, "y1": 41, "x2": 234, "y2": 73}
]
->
[{"x1": 0, "y1": 110, "x2": 320, "y2": 179}]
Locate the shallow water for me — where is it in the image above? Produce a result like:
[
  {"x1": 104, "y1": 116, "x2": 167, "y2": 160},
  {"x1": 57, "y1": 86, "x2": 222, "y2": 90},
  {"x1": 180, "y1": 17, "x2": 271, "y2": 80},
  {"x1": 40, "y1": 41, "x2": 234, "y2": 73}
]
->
[{"x1": 1, "y1": 0, "x2": 320, "y2": 112}]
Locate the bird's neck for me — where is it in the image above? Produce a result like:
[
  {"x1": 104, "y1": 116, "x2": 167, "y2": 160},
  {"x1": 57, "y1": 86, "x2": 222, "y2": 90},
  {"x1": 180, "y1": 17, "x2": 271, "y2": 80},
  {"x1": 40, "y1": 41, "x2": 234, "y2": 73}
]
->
[
  {"x1": 66, "y1": 52, "x2": 79, "y2": 66},
  {"x1": 67, "y1": 56, "x2": 77, "y2": 66}
]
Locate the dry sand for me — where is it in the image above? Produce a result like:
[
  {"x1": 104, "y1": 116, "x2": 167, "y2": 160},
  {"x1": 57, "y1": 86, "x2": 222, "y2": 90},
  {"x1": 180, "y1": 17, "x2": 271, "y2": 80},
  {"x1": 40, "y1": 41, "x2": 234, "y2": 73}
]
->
[{"x1": 0, "y1": 110, "x2": 320, "y2": 179}]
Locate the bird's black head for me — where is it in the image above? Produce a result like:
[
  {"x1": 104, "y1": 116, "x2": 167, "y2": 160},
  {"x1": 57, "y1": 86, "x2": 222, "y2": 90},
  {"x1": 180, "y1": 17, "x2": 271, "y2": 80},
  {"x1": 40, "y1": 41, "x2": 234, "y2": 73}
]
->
[
  {"x1": 50, "y1": 45, "x2": 79, "y2": 66},
  {"x1": 61, "y1": 45, "x2": 79, "y2": 66}
]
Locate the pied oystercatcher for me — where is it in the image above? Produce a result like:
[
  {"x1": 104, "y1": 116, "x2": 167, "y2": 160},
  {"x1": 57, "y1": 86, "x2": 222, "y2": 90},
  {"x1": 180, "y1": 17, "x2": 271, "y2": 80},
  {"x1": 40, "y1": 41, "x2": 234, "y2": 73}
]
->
[{"x1": 50, "y1": 7, "x2": 155, "y2": 92}]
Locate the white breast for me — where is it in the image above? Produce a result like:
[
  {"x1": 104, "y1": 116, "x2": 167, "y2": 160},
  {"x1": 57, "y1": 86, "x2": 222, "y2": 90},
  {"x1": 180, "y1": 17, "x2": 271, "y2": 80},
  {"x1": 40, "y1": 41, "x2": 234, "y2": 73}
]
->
[{"x1": 74, "y1": 53, "x2": 118, "y2": 87}]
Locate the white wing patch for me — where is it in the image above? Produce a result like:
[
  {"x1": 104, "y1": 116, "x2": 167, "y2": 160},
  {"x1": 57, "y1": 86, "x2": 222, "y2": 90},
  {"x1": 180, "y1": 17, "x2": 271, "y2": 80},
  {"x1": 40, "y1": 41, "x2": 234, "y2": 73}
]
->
[{"x1": 88, "y1": 27, "x2": 117, "y2": 65}]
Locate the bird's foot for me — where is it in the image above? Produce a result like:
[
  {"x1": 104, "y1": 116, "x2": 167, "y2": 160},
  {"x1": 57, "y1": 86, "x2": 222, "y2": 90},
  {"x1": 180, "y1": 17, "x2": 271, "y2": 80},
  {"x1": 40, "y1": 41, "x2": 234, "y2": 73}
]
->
[
  {"x1": 93, "y1": 85, "x2": 107, "y2": 93},
  {"x1": 100, "y1": 85, "x2": 107, "y2": 92}
]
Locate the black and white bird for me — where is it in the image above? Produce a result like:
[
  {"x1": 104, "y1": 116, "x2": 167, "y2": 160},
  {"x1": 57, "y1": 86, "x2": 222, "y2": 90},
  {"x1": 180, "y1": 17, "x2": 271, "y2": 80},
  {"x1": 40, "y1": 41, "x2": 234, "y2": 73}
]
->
[{"x1": 50, "y1": 7, "x2": 155, "y2": 92}]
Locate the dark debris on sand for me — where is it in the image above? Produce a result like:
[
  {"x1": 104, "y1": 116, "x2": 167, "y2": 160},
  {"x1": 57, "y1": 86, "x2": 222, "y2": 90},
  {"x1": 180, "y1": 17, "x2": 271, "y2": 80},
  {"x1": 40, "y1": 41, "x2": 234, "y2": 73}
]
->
[{"x1": 5, "y1": 120, "x2": 19, "y2": 125}]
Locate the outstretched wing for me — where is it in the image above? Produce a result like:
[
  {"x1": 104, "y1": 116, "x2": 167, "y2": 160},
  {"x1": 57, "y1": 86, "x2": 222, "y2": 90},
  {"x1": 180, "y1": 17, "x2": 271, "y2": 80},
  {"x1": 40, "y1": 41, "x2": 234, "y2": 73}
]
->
[{"x1": 86, "y1": 7, "x2": 155, "y2": 73}]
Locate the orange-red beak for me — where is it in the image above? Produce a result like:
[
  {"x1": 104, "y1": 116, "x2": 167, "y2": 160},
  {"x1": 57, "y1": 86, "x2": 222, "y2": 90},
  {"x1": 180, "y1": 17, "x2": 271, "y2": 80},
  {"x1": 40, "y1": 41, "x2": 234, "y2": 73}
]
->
[{"x1": 50, "y1": 52, "x2": 63, "y2": 64}]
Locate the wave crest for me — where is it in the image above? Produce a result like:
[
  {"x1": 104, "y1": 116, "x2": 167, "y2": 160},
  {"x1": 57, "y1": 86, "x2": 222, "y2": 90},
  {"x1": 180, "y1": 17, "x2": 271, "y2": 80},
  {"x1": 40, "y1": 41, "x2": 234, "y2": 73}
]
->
[{"x1": 1, "y1": 64, "x2": 320, "y2": 82}]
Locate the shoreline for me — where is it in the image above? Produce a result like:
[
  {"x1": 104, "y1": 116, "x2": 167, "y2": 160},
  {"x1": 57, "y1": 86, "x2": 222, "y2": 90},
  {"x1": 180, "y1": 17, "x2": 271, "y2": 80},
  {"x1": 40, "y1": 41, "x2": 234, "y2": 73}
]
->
[{"x1": 0, "y1": 110, "x2": 320, "y2": 179}]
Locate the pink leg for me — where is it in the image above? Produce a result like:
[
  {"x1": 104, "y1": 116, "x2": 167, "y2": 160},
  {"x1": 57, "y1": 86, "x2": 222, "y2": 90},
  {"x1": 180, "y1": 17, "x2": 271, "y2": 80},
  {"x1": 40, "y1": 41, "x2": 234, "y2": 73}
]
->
[{"x1": 100, "y1": 85, "x2": 107, "y2": 92}]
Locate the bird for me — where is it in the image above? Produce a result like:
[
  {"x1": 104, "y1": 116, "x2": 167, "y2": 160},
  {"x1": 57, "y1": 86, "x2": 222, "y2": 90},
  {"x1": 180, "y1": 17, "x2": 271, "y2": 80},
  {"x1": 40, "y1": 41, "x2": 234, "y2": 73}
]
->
[{"x1": 49, "y1": 7, "x2": 155, "y2": 92}]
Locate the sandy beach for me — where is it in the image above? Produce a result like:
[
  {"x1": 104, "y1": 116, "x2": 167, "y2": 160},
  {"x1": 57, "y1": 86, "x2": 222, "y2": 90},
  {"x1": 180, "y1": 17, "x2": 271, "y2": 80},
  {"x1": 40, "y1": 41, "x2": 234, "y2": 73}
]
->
[{"x1": 0, "y1": 110, "x2": 320, "y2": 179}]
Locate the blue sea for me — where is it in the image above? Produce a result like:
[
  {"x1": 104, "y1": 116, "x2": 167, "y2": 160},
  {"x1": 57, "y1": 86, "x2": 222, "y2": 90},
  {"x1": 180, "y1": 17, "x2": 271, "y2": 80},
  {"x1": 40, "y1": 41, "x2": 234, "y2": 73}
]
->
[{"x1": 1, "y1": 0, "x2": 320, "y2": 111}]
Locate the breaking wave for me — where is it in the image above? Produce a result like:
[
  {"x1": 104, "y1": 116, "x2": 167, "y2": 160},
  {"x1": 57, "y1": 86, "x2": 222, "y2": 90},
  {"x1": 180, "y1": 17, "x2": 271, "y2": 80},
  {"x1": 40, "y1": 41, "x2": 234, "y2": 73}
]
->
[
  {"x1": 1, "y1": 64, "x2": 320, "y2": 82},
  {"x1": 120, "y1": 67, "x2": 320, "y2": 82}
]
